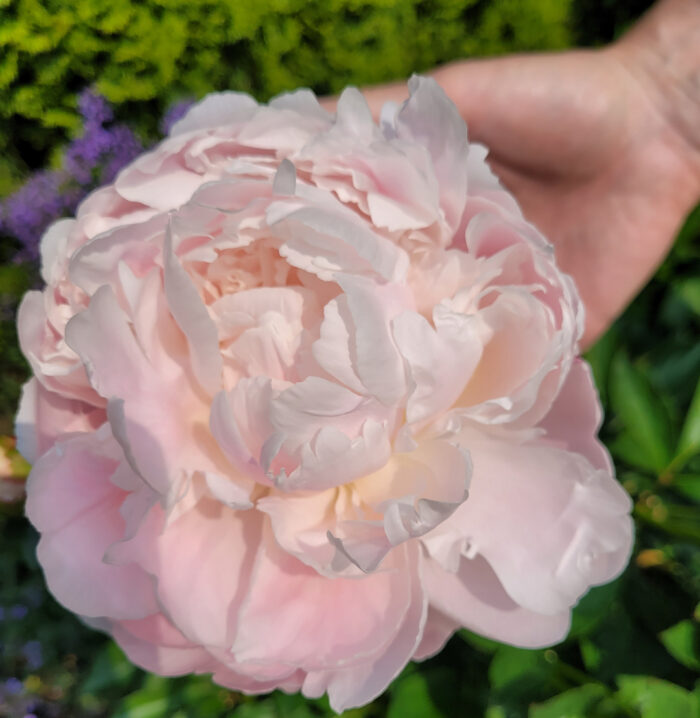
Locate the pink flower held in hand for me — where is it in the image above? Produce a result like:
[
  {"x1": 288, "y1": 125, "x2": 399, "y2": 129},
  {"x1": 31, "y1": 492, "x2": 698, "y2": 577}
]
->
[{"x1": 16, "y1": 77, "x2": 633, "y2": 712}]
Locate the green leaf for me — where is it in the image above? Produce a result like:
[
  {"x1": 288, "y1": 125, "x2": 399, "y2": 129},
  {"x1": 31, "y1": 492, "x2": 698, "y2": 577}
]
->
[
  {"x1": 674, "y1": 475, "x2": 700, "y2": 502},
  {"x1": 273, "y1": 691, "x2": 321, "y2": 718},
  {"x1": 569, "y1": 579, "x2": 622, "y2": 638},
  {"x1": 489, "y1": 647, "x2": 548, "y2": 691},
  {"x1": 582, "y1": 604, "x2": 679, "y2": 682},
  {"x1": 584, "y1": 327, "x2": 618, "y2": 408},
  {"x1": 113, "y1": 675, "x2": 171, "y2": 718},
  {"x1": 388, "y1": 670, "x2": 446, "y2": 718},
  {"x1": 659, "y1": 620, "x2": 700, "y2": 671},
  {"x1": 81, "y1": 641, "x2": 137, "y2": 695},
  {"x1": 677, "y1": 377, "x2": 700, "y2": 463},
  {"x1": 459, "y1": 629, "x2": 502, "y2": 654},
  {"x1": 676, "y1": 278, "x2": 700, "y2": 315},
  {"x1": 615, "y1": 676, "x2": 698, "y2": 718},
  {"x1": 529, "y1": 684, "x2": 607, "y2": 718},
  {"x1": 609, "y1": 352, "x2": 673, "y2": 473}
]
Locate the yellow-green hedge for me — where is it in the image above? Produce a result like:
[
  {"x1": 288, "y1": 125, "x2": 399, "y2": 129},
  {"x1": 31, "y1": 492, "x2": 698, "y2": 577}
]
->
[{"x1": 0, "y1": 0, "x2": 572, "y2": 168}]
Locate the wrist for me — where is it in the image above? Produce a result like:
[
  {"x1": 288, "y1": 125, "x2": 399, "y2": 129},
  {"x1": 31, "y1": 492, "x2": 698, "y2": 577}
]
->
[{"x1": 610, "y1": 0, "x2": 700, "y2": 196}]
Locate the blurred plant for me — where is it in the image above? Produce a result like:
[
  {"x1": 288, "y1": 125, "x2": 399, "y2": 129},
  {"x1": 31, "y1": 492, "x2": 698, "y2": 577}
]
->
[{"x1": 0, "y1": 435, "x2": 30, "y2": 505}]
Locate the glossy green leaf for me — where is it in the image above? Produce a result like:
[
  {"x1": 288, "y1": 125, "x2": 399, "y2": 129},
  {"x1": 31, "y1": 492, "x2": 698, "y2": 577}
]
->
[
  {"x1": 674, "y1": 475, "x2": 700, "y2": 502},
  {"x1": 81, "y1": 641, "x2": 137, "y2": 695},
  {"x1": 677, "y1": 377, "x2": 700, "y2": 463},
  {"x1": 387, "y1": 670, "x2": 446, "y2": 718},
  {"x1": 584, "y1": 328, "x2": 618, "y2": 408},
  {"x1": 677, "y1": 278, "x2": 700, "y2": 315},
  {"x1": 529, "y1": 684, "x2": 607, "y2": 718},
  {"x1": 659, "y1": 620, "x2": 700, "y2": 671},
  {"x1": 609, "y1": 352, "x2": 673, "y2": 473},
  {"x1": 615, "y1": 676, "x2": 698, "y2": 718},
  {"x1": 113, "y1": 675, "x2": 170, "y2": 718},
  {"x1": 569, "y1": 579, "x2": 621, "y2": 638}
]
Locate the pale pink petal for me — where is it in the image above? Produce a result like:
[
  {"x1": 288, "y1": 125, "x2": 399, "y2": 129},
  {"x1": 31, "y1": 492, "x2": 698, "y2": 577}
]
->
[
  {"x1": 163, "y1": 227, "x2": 222, "y2": 395},
  {"x1": 68, "y1": 215, "x2": 165, "y2": 296},
  {"x1": 256, "y1": 488, "x2": 339, "y2": 573},
  {"x1": 395, "y1": 76, "x2": 468, "y2": 231},
  {"x1": 170, "y1": 92, "x2": 259, "y2": 136},
  {"x1": 539, "y1": 359, "x2": 612, "y2": 472},
  {"x1": 15, "y1": 378, "x2": 105, "y2": 463},
  {"x1": 412, "y1": 608, "x2": 460, "y2": 661},
  {"x1": 209, "y1": 379, "x2": 277, "y2": 486},
  {"x1": 310, "y1": 543, "x2": 427, "y2": 713},
  {"x1": 39, "y1": 219, "x2": 74, "y2": 284},
  {"x1": 335, "y1": 274, "x2": 411, "y2": 406},
  {"x1": 422, "y1": 554, "x2": 571, "y2": 648},
  {"x1": 145, "y1": 500, "x2": 262, "y2": 648},
  {"x1": 17, "y1": 291, "x2": 97, "y2": 405},
  {"x1": 311, "y1": 295, "x2": 366, "y2": 395},
  {"x1": 270, "y1": 202, "x2": 409, "y2": 283},
  {"x1": 275, "y1": 421, "x2": 393, "y2": 492},
  {"x1": 330, "y1": 438, "x2": 470, "y2": 572},
  {"x1": 429, "y1": 428, "x2": 633, "y2": 615},
  {"x1": 113, "y1": 614, "x2": 215, "y2": 675},
  {"x1": 25, "y1": 429, "x2": 158, "y2": 620},
  {"x1": 232, "y1": 528, "x2": 413, "y2": 672},
  {"x1": 392, "y1": 308, "x2": 484, "y2": 425}
]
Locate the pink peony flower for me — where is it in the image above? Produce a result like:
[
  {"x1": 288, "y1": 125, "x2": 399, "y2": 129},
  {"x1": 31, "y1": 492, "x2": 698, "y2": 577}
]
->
[{"x1": 16, "y1": 77, "x2": 632, "y2": 712}]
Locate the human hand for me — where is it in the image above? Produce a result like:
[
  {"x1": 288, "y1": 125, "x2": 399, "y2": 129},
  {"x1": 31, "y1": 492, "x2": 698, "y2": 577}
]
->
[{"x1": 323, "y1": 0, "x2": 700, "y2": 347}]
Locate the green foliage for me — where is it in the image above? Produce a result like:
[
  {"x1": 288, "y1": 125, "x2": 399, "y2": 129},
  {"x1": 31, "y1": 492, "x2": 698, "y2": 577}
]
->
[{"x1": 0, "y1": 0, "x2": 572, "y2": 168}]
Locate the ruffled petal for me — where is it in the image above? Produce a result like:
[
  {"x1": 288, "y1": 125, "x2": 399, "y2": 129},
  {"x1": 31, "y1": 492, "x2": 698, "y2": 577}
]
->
[
  {"x1": 425, "y1": 427, "x2": 633, "y2": 615},
  {"x1": 422, "y1": 554, "x2": 571, "y2": 648},
  {"x1": 25, "y1": 428, "x2": 158, "y2": 620}
]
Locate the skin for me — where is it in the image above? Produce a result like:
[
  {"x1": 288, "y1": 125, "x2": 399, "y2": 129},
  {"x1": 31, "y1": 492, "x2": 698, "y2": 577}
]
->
[{"x1": 321, "y1": 0, "x2": 700, "y2": 347}]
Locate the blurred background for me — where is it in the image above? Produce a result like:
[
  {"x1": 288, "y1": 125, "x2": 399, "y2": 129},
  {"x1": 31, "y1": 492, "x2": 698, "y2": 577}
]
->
[{"x1": 1, "y1": 1, "x2": 698, "y2": 716}]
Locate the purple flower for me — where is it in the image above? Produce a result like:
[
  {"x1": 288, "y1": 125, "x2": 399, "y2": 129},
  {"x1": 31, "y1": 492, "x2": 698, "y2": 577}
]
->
[
  {"x1": 99, "y1": 124, "x2": 144, "y2": 184},
  {"x1": 77, "y1": 89, "x2": 113, "y2": 127},
  {"x1": 3, "y1": 677, "x2": 23, "y2": 696},
  {"x1": 1, "y1": 89, "x2": 143, "y2": 263},
  {"x1": 9, "y1": 604, "x2": 28, "y2": 620},
  {"x1": 0, "y1": 172, "x2": 75, "y2": 262},
  {"x1": 22, "y1": 641, "x2": 43, "y2": 670}
]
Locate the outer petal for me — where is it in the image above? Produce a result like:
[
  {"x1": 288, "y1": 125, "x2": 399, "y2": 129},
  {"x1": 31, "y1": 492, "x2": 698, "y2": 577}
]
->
[
  {"x1": 395, "y1": 76, "x2": 468, "y2": 231},
  {"x1": 231, "y1": 526, "x2": 413, "y2": 671},
  {"x1": 112, "y1": 613, "x2": 215, "y2": 676},
  {"x1": 15, "y1": 378, "x2": 105, "y2": 463},
  {"x1": 426, "y1": 427, "x2": 633, "y2": 616},
  {"x1": 306, "y1": 543, "x2": 427, "y2": 713},
  {"x1": 25, "y1": 428, "x2": 158, "y2": 620},
  {"x1": 421, "y1": 553, "x2": 571, "y2": 648},
  {"x1": 118, "y1": 500, "x2": 262, "y2": 649},
  {"x1": 65, "y1": 284, "x2": 210, "y2": 498},
  {"x1": 412, "y1": 608, "x2": 460, "y2": 661},
  {"x1": 170, "y1": 92, "x2": 259, "y2": 136},
  {"x1": 539, "y1": 359, "x2": 612, "y2": 472}
]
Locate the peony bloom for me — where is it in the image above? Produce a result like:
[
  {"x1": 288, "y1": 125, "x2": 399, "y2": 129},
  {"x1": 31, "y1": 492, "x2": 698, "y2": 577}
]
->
[{"x1": 17, "y1": 77, "x2": 632, "y2": 712}]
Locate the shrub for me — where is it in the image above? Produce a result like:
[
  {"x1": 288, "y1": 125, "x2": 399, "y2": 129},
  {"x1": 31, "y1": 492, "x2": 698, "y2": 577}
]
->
[{"x1": 0, "y1": 0, "x2": 572, "y2": 175}]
